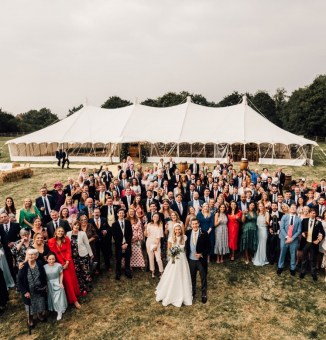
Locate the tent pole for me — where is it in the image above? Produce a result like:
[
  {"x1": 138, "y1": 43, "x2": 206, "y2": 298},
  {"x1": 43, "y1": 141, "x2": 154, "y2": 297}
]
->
[
  {"x1": 138, "y1": 143, "x2": 141, "y2": 164},
  {"x1": 243, "y1": 143, "x2": 246, "y2": 159},
  {"x1": 177, "y1": 143, "x2": 180, "y2": 162}
]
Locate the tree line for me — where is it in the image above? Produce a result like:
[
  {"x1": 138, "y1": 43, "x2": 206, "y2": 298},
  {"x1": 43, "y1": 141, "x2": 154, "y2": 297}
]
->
[{"x1": 1, "y1": 74, "x2": 325, "y2": 137}]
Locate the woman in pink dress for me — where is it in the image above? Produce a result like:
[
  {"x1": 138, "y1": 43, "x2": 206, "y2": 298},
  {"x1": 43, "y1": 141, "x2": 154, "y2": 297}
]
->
[
  {"x1": 227, "y1": 201, "x2": 242, "y2": 261},
  {"x1": 128, "y1": 208, "x2": 145, "y2": 270}
]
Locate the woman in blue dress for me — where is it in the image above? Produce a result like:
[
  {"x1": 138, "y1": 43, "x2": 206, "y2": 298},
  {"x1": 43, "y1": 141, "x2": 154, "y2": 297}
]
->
[
  {"x1": 44, "y1": 253, "x2": 68, "y2": 321},
  {"x1": 197, "y1": 203, "x2": 215, "y2": 262}
]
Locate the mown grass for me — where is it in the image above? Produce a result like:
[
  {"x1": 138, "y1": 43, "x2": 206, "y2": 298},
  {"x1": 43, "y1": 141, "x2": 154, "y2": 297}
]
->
[{"x1": 0, "y1": 144, "x2": 326, "y2": 339}]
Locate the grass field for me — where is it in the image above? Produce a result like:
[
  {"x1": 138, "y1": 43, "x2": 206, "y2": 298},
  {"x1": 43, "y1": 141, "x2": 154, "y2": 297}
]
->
[{"x1": 0, "y1": 140, "x2": 326, "y2": 339}]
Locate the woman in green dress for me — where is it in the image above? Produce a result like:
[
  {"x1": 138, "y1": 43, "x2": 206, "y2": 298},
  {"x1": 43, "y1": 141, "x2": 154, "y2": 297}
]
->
[
  {"x1": 19, "y1": 198, "x2": 41, "y2": 230},
  {"x1": 240, "y1": 202, "x2": 258, "y2": 264}
]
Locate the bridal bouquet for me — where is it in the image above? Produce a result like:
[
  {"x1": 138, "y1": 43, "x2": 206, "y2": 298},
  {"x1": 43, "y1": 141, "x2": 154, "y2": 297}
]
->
[{"x1": 170, "y1": 245, "x2": 182, "y2": 264}]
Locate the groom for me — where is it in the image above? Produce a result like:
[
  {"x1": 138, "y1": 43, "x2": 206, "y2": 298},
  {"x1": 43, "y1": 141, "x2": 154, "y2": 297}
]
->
[{"x1": 186, "y1": 218, "x2": 210, "y2": 304}]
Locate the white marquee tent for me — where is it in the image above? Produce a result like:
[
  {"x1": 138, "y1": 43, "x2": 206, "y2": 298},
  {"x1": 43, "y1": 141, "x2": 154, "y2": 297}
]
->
[{"x1": 7, "y1": 96, "x2": 317, "y2": 166}]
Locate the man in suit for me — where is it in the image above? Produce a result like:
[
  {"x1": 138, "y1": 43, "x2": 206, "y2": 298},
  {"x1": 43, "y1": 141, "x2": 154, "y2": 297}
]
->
[
  {"x1": 126, "y1": 164, "x2": 136, "y2": 179},
  {"x1": 277, "y1": 204, "x2": 302, "y2": 276},
  {"x1": 314, "y1": 197, "x2": 325, "y2": 217},
  {"x1": 170, "y1": 168, "x2": 181, "y2": 188},
  {"x1": 267, "y1": 203, "x2": 284, "y2": 265},
  {"x1": 101, "y1": 166, "x2": 113, "y2": 190},
  {"x1": 146, "y1": 203, "x2": 164, "y2": 224},
  {"x1": 168, "y1": 157, "x2": 176, "y2": 177},
  {"x1": 35, "y1": 187, "x2": 55, "y2": 225},
  {"x1": 61, "y1": 149, "x2": 70, "y2": 169},
  {"x1": 185, "y1": 218, "x2": 210, "y2": 303},
  {"x1": 299, "y1": 209, "x2": 325, "y2": 281},
  {"x1": 317, "y1": 178, "x2": 326, "y2": 198},
  {"x1": 121, "y1": 188, "x2": 135, "y2": 211},
  {"x1": 201, "y1": 188, "x2": 211, "y2": 205},
  {"x1": 188, "y1": 192, "x2": 204, "y2": 215},
  {"x1": 0, "y1": 212, "x2": 20, "y2": 280},
  {"x1": 195, "y1": 179, "x2": 205, "y2": 197},
  {"x1": 112, "y1": 178, "x2": 123, "y2": 197},
  {"x1": 119, "y1": 173, "x2": 129, "y2": 190},
  {"x1": 227, "y1": 186, "x2": 240, "y2": 203},
  {"x1": 141, "y1": 190, "x2": 159, "y2": 213},
  {"x1": 291, "y1": 186, "x2": 305, "y2": 205},
  {"x1": 46, "y1": 210, "x2": 71, "y2": 238},
  {"x1": 210, "y1": 182, "x2": 220, "y2": 202},
  {"x1": 79, "y1": 198, "x2": 95, "y2": 220},
  {"x1": 185, "y1": 183, "x2": 196, "y2": 202},
  {"x1": 64, "y1": 178, "x2": 74, "y2": 196},
  {"x1": 283, "y1": 191, "x2": 295, "y2": 206},
  {"x1": 101, "y1": 197, "x2": 117, "y2": 224},
  {"x1": 89, "y1": 208, "x2": 112, "y2": 272},
  {"x1": 94, "y1": 185, "x2": 109, "y2": 208},
  {"x1": 171, "y1": 194, "x2": 188, "y2": 223},
  {"x1": 276, "y1": 167, "x2": 286, "y2": 194},
  {"x1": 189, "y1": 159, "x2": 199, "y2": 178},
  {"x1": 111, "y1": 209, "x2": 132, "y2": 280},
  {"x1": 55, "y1": 148, "x2": 63, "y2": 167},
  {"x1": 269, "y1": 185, "x2": 279, "y2": 203},
  {"x1": 238, "y1": 195, "x2": 249, "y2": 212}
]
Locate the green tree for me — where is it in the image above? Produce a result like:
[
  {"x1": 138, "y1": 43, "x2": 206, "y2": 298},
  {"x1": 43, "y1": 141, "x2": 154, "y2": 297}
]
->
[
  {"x1": 101, "y1": 96, "x2": 132, "y2": 109},
  {"x1": 273, "y1": 88, "x2": 288, "y2": 128},
  {"x1": 16, "y1": 108, "x2": 59, "y2": 133},
  {"x1": 0, "y1": 109, "x2": 20, "y2": 133},
  {"x1": 218, "y1": 91, "x2": 243, "y2": 107},
  {"x1": 283, "y1": 75, "x2": 326, "y2": 136},
  {"x1": 67, "y1": 104, "x2": 83, "y2": 117},
  {"x1": 250, "y1": 90, "x2": 278, "y2": 125}
]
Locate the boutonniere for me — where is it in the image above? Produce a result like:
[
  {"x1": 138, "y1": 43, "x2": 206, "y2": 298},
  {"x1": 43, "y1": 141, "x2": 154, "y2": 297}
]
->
[{"x1": 199, "y1": 228, "x2": 203, "y2": 236}]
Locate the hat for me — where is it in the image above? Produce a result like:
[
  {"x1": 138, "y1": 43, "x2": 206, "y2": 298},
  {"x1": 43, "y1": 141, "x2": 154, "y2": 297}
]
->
[
  {"x1": 54, "y1": 181, "x2": 63, "y2": 188},
  {"x1": 300, "y1": 178, "x2": 306, "y2": 182}
]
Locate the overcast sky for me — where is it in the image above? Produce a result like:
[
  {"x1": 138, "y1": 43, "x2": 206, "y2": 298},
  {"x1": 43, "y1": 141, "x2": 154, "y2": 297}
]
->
[{"x1": 1, "y1": 0, "x2": 325, "y2": 118}]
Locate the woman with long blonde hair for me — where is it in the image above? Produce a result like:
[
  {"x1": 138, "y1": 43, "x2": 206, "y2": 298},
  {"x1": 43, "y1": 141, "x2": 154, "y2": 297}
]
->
[
  {"x1": 19, "y1": 198, "x2": 41, "y2": 230},
  {"x1": 155, "y1": 224, "x2": 192, "y2": 307}
]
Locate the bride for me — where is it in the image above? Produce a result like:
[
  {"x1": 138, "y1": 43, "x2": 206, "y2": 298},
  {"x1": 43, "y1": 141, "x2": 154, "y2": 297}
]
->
[{"x1": 155, "y1": 224, "x2": 192, "y2": 307}]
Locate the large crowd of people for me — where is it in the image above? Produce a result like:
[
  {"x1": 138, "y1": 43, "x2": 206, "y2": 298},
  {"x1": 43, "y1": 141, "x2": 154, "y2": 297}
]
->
[{"x1": 0, "y1": 157, "x2": 326, "y2": 324}]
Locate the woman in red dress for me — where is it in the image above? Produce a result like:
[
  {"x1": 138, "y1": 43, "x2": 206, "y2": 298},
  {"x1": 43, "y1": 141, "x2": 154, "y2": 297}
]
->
[
  {"x1": 48, "y1": 227, "x2": 81, "y2": 309},
  {"x1": 227, "y1": 201, "x2": 242, "y2": 261}
]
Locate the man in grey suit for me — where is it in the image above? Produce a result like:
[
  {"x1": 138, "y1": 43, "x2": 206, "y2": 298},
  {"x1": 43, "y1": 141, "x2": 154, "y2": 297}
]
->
[{"x1": 277, "y1": 204, "x2": 302, "y2": 276}]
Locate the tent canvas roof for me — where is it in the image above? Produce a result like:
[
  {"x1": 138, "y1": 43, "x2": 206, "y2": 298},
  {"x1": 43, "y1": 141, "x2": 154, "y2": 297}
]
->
[{"x1": 7, "y1": 98, "x2": 317, "y2": 146}]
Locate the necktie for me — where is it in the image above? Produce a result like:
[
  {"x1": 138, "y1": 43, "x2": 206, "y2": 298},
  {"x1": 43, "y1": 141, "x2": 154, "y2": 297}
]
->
[
  {"x1": 309, "y1": 219, "x2": 313, "y2": 230},
  {"x1": 110, "y1": 207, "x2": 113, "y2": 215},
  {"x1": 193, "y1": 232, "x2": 197, "y2": 246},
  {"x1": 320, "y1": 206, "x2": 322, "y2": 216},
  {"x1": 178, "y1": 202, "x2": 183, "y2": 215},
  {"x1": 273, "y1": 194, "x2": 276, "y2": 202},
  {"x1": 5, "y1": 224, "x2": 9, "y2": 233},
  {"x1": 96, "y1": 219, "x2": 99, "y2": 229},
  {"x1": 88, "y1": 209, "x2": 92, "y2": 219},
  {"x1": 290, "y1": 216, "x2": 294, "y2": 225},
  {"x1": 54, "y1": 221, "x2": 58, "y2": 229}
]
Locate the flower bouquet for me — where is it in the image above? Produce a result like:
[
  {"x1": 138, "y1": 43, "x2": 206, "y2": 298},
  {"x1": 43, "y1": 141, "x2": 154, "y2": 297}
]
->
[{"x1": 170, "y1": 245, "x2": 182, "y2": 264}]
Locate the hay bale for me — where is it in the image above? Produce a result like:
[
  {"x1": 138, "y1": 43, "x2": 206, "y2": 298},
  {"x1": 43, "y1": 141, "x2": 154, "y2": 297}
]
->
[{"x1": 0, "y1": 167, "x2": 33, "y2": 184}]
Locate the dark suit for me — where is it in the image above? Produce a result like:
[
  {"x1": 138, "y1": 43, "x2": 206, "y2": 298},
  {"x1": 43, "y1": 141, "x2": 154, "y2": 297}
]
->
[
  {"x1": 126, "y1": 169, "x2": 136, "y2": 179},
  {"x1": 141, "y1": 198, "x2": 159, "y2": 213},
  {"x1": 35, "y1": 195, "x2": 55, "y2": 225},
  {"x1": 112, "y1": 220, "x2": 132, "y2": 278},
  {"x1": 185, "y1": 229, "x2": 210, "y2": 297},
  {"x1": 267, "y1": 211, "x2": 284, "y2": 264},
  {"x1": 0, "y1": 222, "x2": 21, "y2": 280},
  {"x1": 299, "y1": 218, "x2": 325, "y2": 277},
  {"x1": 227, "y1": 194, "x2": 240, "y2": 203},
  {"x1": 171, "y1": 201, "x2": 188, "y2": 223},
  {"x1": 314, "y1": 204, "x2": 326, "y2": 218},
  {"x1": 89, "y1": 217, "x2": 111, "y2": 270},
  {"x1": 46, "y1": 219, "x2": 71, "y2": 239},
  {"x1": 277, "y1": 172, "x2": 286, "y2": 194},
  {"x1": 121, "y1": 195, "x2": 135, "y2": 211},
  {"x1": 64, "y1": 184, "x2": 74, "y2": 197},
  {"x1": 101, "y1": 171, "x2": 113, "y2": 190},
  {"x1": 189, "y1": 163, "x2": 199, "y2": 176}
]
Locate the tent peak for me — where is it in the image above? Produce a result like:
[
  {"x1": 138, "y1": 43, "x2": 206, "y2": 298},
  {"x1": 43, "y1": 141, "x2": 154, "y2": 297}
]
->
[
  {"x1": 134, "y1": 97, "x2": 139, "y2": 105},
  {"x1": 186, "y1": 96, "x2": 192, "y2": 103},
  {"x1": 242, "y1": 95, "x2": 248, "y2": 105}
]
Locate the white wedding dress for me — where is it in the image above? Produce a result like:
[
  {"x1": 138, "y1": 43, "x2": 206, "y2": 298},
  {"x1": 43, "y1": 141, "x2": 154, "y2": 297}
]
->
[{"x1": 155, "y1": 235, "x2": 192, "y2": 307}]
